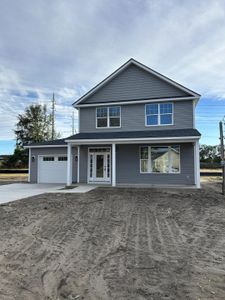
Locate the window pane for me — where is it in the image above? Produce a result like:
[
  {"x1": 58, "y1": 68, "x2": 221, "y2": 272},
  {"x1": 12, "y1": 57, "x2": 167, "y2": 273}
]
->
[
  {"x1": 170, "y1": 146, "x2": 180, "y2": 173},
  {"x1": 43, "y1": 156, "x2": 54, "y2": 161},
  {"x1": 109, "y1": 106, "x2": 120, "y2": 117},
  {"x1": 146, "y1": 104, "x2": 158, "y2": 115},
  {"x1": 107, "y1": 154, "x2": 110, "y2": 178},
  {"x1": 109, "y1": 117, "x2": 120, "y2": 127},
  {"x1": 160, "y1": 114, "x2": 172, "y2": 124},
  {"x1": 97, "y1": 107, "x2": 107, "y2": 117},
  {"x1": 141, "y1": 160, "x2": 148, "y2": 172},
  {"x1": 58, "y1": 156, "x2": 67, "y2": 161},
  {"x1": 89, "y1": 148, "x2": 110, "y2": 152},
  {"x1": 160, "y1": 103, "x2": 172, "y2": 114},
  {"x1": 151, "y1": 147, "x2": 169, "y2": 173},
  {"x1": 90, "y1": 154, "x2": 93, "y2": 177},
  {"x1": 147, "y1": 115, "x2": 158, "y2": 125},
  {"x1": 97, "y1": 118, "x2": 107, "y2": 127},
  {"x1": 140, "y1": 147, "x2": 148, "y2": 159}
]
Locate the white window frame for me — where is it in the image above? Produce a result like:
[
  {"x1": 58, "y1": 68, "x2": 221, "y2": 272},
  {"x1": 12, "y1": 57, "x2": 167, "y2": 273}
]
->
[
  {"x1": 139, "y1": 145, "x2": 181, "y2": 174},
  {"x1": 96, "y1": 106, "x2": 121, "y2": 129},
  {"x1": 139, "y1": 146, "x2": 151, "y2": 173},
  {"x1": 87, "y1": 147, "x2": 111, "y2": 183},
  {"x1": 145, "y1": 102, "x2": 174, "y2": 127}
]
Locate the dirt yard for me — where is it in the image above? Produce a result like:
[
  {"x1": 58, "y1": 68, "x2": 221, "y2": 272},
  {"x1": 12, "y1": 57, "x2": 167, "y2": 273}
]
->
[{"x1": 0, "y1": 183, "x2": 225, "y2": 299}]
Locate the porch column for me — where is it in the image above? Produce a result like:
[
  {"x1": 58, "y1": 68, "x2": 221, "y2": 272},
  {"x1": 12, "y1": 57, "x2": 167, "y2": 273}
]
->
[
  {"x1": 77, "y1": 145, "x2": 80, "y2": 183},
  {"x1": 67, "y1": 143, "x2": 72, "y2": 186},
  {"x1": 112, "y1": 143, "x2": 116, "y2": 187},
  {"x1": 194, "y1": 140, "x2": 200, "y2": 188},
  {"x1": 28, "y1": 148, "x2": 31, "y2": 182}
]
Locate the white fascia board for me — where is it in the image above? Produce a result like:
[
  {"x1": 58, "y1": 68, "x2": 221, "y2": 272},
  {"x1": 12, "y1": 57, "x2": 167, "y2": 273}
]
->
[
  {"x1": 73, "y1": 58, "x2": 200, "y2": 106},
  {"x1": 65, "y1": 136, "x2": 200, "y2": 145},
  {"x1": 74, "y1": 96, "x2": 199, "y2": 108},
  {"x1": 24, "y1": 145, "x2": 67, "y2": 149}
]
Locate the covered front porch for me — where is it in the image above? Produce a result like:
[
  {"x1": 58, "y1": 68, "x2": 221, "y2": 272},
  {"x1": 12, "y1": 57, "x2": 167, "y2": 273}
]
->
[{"x1": 65, "y1": 133, "x2": 201, "y2": 188}]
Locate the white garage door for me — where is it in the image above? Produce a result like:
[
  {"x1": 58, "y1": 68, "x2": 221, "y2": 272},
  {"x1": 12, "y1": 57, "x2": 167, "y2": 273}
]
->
[{"x1": 38, "y1": 155, "x2": 67, "y2": 183}]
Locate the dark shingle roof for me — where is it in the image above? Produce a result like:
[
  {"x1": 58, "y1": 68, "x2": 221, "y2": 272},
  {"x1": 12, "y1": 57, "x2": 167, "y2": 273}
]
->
[
  {"x1": 66, "y1": 128, "x2": 201, "y2": 140},
  {"x1": 27, "y1": 138, "x2": 67, "y2": 147},
  {"x1": 27, "y1": 129, "x2": 200, "y2": 147}
]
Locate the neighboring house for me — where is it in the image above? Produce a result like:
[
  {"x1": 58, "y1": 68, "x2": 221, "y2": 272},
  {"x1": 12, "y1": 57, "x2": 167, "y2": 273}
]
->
[{"x1": 26, "y1": 59, "x2": 201, "y2": 187}]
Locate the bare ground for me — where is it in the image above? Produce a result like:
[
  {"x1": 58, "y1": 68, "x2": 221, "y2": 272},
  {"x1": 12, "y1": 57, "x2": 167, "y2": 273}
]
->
[
  {"x1": 0, "y1": 184, "x2": 225, "y2": 299},
  {"x1": 0, "y1": 174, "x2": 28, "y2": 185}
]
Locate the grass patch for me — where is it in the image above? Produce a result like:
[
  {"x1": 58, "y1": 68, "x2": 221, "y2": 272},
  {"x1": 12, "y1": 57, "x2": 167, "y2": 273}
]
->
[{"x1": 0, "y1": 173, "x2": 28, "y2": 181}]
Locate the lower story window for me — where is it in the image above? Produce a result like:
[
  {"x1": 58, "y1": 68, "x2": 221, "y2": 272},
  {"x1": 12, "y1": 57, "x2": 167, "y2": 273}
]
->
[
  {"x1": 43, "y1": 156, "x2": 54, "y2": 161},
  {"x1": 58, "y1": 156, "x2": 67, "y2": 161},
  {"x1": 140, "y1": 146, "x2": 180, "y2": 173}
]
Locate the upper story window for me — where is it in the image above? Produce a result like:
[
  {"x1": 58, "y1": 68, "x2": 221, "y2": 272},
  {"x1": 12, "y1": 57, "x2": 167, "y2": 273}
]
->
[
  {"x1": 96, "y1": 106, "x2": 121, "y2": 128},
  {"x1": 145, "y1": 103, "x2": 173, "y2": 126}
]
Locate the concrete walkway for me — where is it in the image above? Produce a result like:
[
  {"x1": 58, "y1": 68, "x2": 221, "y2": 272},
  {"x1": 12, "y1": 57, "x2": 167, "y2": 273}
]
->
[
  {"x1": 49, "y1": 184, "x2": 98, "y2": 194},
  {"x1": 0, "y1": 183, "x2": 98, "y2": 205},
  {"x1": 0, "y1": 183, "x2": 64, "y2": 204}
]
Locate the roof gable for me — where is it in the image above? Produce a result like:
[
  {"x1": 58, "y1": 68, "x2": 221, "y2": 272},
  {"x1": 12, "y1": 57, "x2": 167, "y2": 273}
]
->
[{"x1": 74, "y1": 59, "x2": 200, "y2": 106}]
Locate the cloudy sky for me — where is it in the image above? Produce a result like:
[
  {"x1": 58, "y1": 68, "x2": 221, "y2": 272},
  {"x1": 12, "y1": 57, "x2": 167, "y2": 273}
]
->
[{"x1": 0, "y1": 0, "x2": 225, "y2": 154}]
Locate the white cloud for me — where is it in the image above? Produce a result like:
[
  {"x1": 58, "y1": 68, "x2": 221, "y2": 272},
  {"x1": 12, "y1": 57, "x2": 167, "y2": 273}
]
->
[{"x1": 0, "y1": 0, "x2": 225, "y2": 142}]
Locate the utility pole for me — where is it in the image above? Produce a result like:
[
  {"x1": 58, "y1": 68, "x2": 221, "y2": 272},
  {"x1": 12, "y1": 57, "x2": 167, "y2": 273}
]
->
[
  {"x1": 72, "y1": 111, "x2": 75, "y2": 135},
  {"x1": 51, "y1": 93, "x2": 55, "y2": 140},
  {"x1": 219, "y1": 120, "x2": 225, "y2": 195}
]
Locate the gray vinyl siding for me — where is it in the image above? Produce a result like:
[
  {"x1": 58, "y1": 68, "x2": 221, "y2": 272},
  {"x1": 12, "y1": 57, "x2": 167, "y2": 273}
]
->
[
  {"x1": 82, "y1": 64, "x2": 190, "y2": 104},
  {"x1": 30, "y1": 147, "x2": 77, "y2": 183},
  {"x1": 79, "y1": 145, "x2": 88, "y2": 183},
  {"x1": 79, "y1": 100, "x2": 193, "y2": 132},
  {"x1": 78, "y1": 143, "x2": 195, "y2": 185},
  {"x1": 116, "y1": 143, "x2": 195, "y2": 185}
]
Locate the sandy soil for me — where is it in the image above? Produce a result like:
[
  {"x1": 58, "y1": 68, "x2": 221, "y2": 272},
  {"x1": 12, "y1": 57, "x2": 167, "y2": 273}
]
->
[
  {"x1": 0, "y1": 184, "x2": 225, "y2": 299},
  {"x1": 0, "y1": 174, "x2": 28, "y2": 185}
]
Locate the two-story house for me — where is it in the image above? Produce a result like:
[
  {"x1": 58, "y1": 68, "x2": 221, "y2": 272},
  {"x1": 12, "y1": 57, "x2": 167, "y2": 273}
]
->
[{"x1": 27, "y1": 59, "x2": 201, "y2": 188}]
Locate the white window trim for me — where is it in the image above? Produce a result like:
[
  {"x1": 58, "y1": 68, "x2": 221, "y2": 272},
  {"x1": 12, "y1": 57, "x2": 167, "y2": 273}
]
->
[
  {"x1": 96, "y1": 106, "x2": 121, "y2": 129},
  {"x1": 139, "y1": 145, "x2": 181, "y2": 174},
  {"x1": 145, "y1": 102, "x2": 174, "y2": 127}
]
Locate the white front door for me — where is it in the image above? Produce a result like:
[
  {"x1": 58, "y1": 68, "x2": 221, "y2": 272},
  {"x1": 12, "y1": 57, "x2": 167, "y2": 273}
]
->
[{"x1": 88, "y1": 148, "x2": 111, "y2": 183}]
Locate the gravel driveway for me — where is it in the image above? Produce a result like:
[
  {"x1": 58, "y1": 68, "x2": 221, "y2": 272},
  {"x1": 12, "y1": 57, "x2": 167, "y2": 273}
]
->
[{"x1": 0, "y1": 186, "x2": 225, "y2": 299}]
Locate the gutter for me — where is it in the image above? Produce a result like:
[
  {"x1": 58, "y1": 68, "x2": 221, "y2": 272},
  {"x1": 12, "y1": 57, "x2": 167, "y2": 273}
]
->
[{"x1": 65, "y1": 136, "x2": 200, "y2": 144}]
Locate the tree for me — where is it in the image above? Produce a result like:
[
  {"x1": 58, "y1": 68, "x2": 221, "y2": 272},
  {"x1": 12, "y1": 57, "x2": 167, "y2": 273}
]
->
[
  {"x1": 2, "y1": 104, "x2": 60, "y2": 169},
  {"x1": 1, "y1": 148, "x2": 28, "y2": 169},
  {"x1": 15, "y1": 104, "x2": 57, "y2": 148},
  {"x1": 200, "y1": 144, "x2": 221, "y2": 163}
]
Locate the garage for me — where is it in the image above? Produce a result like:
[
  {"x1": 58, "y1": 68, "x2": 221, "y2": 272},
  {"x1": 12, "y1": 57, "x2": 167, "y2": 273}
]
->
[{"x1": 38, "y1": 155, "x2": 67, "y2": 183}]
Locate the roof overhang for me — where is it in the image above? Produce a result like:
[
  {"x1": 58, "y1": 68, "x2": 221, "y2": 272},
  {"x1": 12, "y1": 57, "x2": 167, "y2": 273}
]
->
[
  {"x1": 74, "y1": 96, "x2": 199, "y2": 108},
  {"x1": 65, "y1": 136, "x2": 200, "y2": 145},
  {"x1": 24, "y1": 145, "x2": 67, "y2": 149}
]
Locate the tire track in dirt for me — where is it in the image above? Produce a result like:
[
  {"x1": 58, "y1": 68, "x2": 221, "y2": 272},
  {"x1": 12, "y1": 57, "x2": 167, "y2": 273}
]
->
[
  {"x1": 154, "y1": 213, "x2": 168, "y2": 258},
  {"x1": 145, "y1": 210, "x2": 153, "y2": 254},
  {"x1": 1, "y1": 188, "x2": 225, "y2": 299}
]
